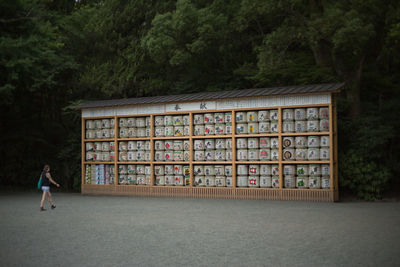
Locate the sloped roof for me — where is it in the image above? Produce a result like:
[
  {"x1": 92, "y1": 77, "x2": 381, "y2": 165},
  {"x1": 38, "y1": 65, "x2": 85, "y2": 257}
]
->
[{"x1": 74, "y1": 82, "x2": 344, "y2": 109}]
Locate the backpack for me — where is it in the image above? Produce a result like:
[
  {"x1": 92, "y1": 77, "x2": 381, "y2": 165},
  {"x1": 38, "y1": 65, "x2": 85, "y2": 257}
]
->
[{"x1": 37, "y1": 173, "x2": 43, "y2": 190}]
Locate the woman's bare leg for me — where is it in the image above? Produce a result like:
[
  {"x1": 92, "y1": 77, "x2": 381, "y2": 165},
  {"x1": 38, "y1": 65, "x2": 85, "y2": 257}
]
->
[
  {"x1": 47, "y1": 192, "x2": 53, "y2": 206},
  {"x1": 40, "y1": 192, "x2": 46, "y2": 208}
]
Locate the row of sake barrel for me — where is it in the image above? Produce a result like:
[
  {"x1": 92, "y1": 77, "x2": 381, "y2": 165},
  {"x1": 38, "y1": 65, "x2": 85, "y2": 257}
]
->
[
  {"x1": 193, "y1": 139, "x2": 232, "y2": 161},
  {"x1": 118, "y1": 141, "x2": 151, "y2": 161},
  {"x1": 86, "y1": 129, "x2": 115, "y2": 139},
  {"x1": 154, "y1": 115, "x2": 190, "y2": 137},
  {"x1": 192, "y1": 113, "x2": 233, "y2": 135},
  {"x1": 236, "y1": 164, "x2": 280, "y2": 187},
  {"x1": 85, "y1": 164, "x2": 115, "y2": 185},
  {"x1": 193, "y1": 165, "x2": 233, "y2": 186},
  {"x1": 153, "y1": 165, "x2": 190, "y2": 186},
  {"x1": 236, "y1": 138, "x2": 279, "y2": 161},
  {"x1": 118, "y1": 164, "x2": 151, "y2": 185},
  {"x1": 153, "y1": 140, "x2": 190, "y2": 161},
  {"x1": 85, "y1": 142, "x2": 116, "y2": 161},
  {"x1": 281, "y1": 107, "x2": 329, "y2": 132},
  {"x1": 236, "y1": 110, "x2": 278, "y2": 134},
  {"x1": 86, "y1": 119, "x2": 115, "y2": 129},
  {"x1": 119, "y1": 116, "x2": 151, "y2": 138},
  {"x1": 282, "y1": 136, "x2": 330, "y2": 161},
  {"x1": 283, "y1": 164, "x2": 330, "y2": 189}
]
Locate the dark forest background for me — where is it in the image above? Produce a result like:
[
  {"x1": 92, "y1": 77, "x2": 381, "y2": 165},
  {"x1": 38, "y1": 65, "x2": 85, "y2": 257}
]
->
[{"x1": 1, "y1": 0, "x2": 399, "y2": 199}]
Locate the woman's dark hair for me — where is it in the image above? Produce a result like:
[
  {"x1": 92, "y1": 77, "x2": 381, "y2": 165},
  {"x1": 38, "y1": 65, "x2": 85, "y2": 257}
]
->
[{"x1": 43, "y1": 165, "x2": 50, "y2": 172}]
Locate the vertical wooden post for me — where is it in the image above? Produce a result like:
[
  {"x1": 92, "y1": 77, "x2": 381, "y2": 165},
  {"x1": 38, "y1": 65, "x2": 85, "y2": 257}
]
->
[
  {"x1": 114, "y1": 115, "x2": 119, "y2": 186},
  {"x1": 150, "y1": 114, "x2": 154, "y2": 186},
  {"x1": 329, "y1": 102, "x2": 335, "y2": 201},
  {"x1": 278, "y1": 108, "x2": 283, "y2": 189},
  {"x1": 189, "y1": 112, "x2": 193, "y2": 187},
  {"x1": 231, "y1": 110, "x2": 236, "y2": 188},
  {"x1": 81, "y1": 117, "x2": 85, "y2": 189},
  {"x1": 333, "y1": 95, "x2": 339, "y2": 201}
]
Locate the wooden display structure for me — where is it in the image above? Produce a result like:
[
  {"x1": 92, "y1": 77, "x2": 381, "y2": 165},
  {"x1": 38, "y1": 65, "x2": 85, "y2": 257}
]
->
[{"x1": 80, "y1": 91, "x2": 339, "y2": 202}]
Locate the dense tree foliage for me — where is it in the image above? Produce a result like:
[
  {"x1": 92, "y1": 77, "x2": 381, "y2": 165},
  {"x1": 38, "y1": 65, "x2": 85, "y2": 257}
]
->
[{"x1": 1, "y1": 0, "x2": 399, "y2": 199}]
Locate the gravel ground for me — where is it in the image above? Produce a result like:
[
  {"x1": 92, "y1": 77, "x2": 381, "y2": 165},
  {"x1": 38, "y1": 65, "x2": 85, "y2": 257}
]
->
[{"x1": 0, "y1": 192, "x2": 399, "y2": 267}]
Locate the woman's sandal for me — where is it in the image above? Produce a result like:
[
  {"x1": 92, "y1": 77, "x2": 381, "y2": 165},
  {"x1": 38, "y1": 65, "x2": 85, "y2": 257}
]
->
[
  {"x1": 40, "y1": 207, "x2": 46, "y2": 211},
  {"x1": 51, "y1": 205, "x2": 56, "y2": 209}
]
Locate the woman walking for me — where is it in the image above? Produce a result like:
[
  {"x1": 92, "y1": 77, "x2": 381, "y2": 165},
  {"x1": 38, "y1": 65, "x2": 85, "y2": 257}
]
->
[{"x1": 40, "y1": 165, "x2": 60, "y2": 211}]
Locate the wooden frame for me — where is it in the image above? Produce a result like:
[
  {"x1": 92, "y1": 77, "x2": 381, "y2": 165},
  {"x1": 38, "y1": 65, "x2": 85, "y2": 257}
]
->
[{"x1": 81, "y1": 95, "x2": 338, "y2": 201}]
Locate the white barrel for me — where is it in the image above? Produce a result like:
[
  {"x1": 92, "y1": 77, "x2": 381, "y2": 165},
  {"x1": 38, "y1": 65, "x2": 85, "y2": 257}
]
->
[
  {"x1": 226, "y1": 151, "x2": 233, "y2": 161},
  {"x1": 215, "y1": 139, "x2": 226, "y2": 149},
  {"x1": 321, "y1": 165, "x2": 330, "y2": 176},
  {"x1": 154, "y1": 165, "x2": 165, "y2": 176},
  {"x1": 204, "y1": 165, "x2": 215, "y2": 176},
  {"x1": 225, "y1": 113, "x2": 232, "y2": 123},
  {"x1": 194, "y1": 151, "x2": 205, "y2": 161},
  {"x1": 164, "y1": 165, "x2": 174, "y2": 175},
  {"x1": 119, "y1": 127, "x2": 128, "y2": 138},
  {"x1": 126, "y1": 118, "x2": 135, "y2": 128},
  {"x1": 145, "y1": 166, "x2": 151, "y2": 175},
  {"x1": 86, "y1": 120, "x2": 95, "y2": 129},
  {"x1": 308, "y1": 136, "x2": 320, "y2": 147},
  {"x1": 94, "y1": 120, "x2": 102, "y2": 129},
  {"x1": 164, "y1": 115, "x2": 173, "y2": 126},
  {"x1": 110, "y1": 151, "x2": 115, "y2": 161},
  {"x1": 237, "y1": 176, "x2": 248, "y2": 187},
  {"x1": 226, "y1": 123, "x2": 233, "y2": 134},
  {"x1": 183, "y1": 115, "x2": 190, "y2": 126},
  {"x1": 307, "y1": 120, "x2": 319, "y2": 132},
  {"x1": 184, "y1": 126, "x2": 190, "y2": 136},
  {"x1": 236, "y1": 123, "x2": 247, "y2": 134},
  {"x1": 164, "y1": 151, "x2": 173, "y2": 161},
  {"x1": 296, "y1": 176, "x2": 309, "y2": 188},
  {"x1": 215, "y1": 150, "x2": 226, "y2": 161},
  {"x1": 86, "y1": 142, "x2": 94, "y2": 152},
  {"x1": 119, "y1": 142, "x2": 128, "y2": 151},
  {"x1": 248, "y1": 138, "x2": 259, "y2": 149},
  {"x1": 320, "y1": 119, "x2": 329, "y2": 132},
  {"x1": 154, "y1": 126, "x2": 164, "y2": 137},
  {"x1": 215, "y1": 124, "x2": 225, "y2": 135},
  {"x1": 249, "y1": 165, "x2": 260, "y2": 175},
  {"x1": 320, "y1": 148, "x2": 330, "y2": 160},
  {"x1": 260, "y1": 164, "x2": 271, "y2": 175},
  {"x1": 194, "y1": 125, "x2": 205, "y2": 136},
  {"x1": 119, "y1": 152, "x2": 128, "y2": 161},
  {"x1": 271, "y1": 176, "x2": 280, "y2": 188},
  {"x1": 226, "y1": 177, "x2": 233, "y2": 187},
  {"x1": 183, "y1": 140, "x2": 190, "y2": 151},
  {"x1": 283, "y1": 148, "x2": 295, "y2": 161},
  {"x1": 172, "y1": 116, "x2": 183, "y2": 126},
  {"x1": 108, "y1": 142, "x2": 115, "y2": 150},
  {"x1": 320, "y1": 136, "x2": 329, "y2": 147},
  {"x1": 165, "y1": 175, "x2": 174, "y2": 186},
  {"x1": 204, "y1": 176, "x2": 215, "y2": 187},
  {"x1": 215, "y1": 176, "x2": 226, "y2": 187},
  {"x1": 145, "y1": 141, "x2": 151, "y2": 151},
  {"x1": 204, "y1": 139, "x2": 215, "y2": 149},
  {"x1": 237, "y1": 149, "x2": 248, "y2": 161},
  {"x1": 321, "y1": 176, "x2": 330, "y2": 188},
  {"x1": 173, "y1": 140, "x2": 183, "y2": 151},
  {"x1": 86, "y1": 152, "x2": 94, "y2": 161},
  {"x1": 225, "y1": 165, "x2": 233, "y2": 176},
  {"x1": 309, "y1": 164, "x2": 321, "y2": 176},
  {"x1": 102, "y1": 129, "x2": 111, "y2": 138},
  {"x1": 319, "y1": 107, "x2": 329, "y2": 119},
  {"x1": 282, "y1": 121, "x2": 295, "y2": 133},
  {"x1": 118, "y1": 174, "x2": 127, "y2": 185},
  {"x1": 309, "y1": 176, "x2": 321, "y2": 189},
  {"x1": 248, "y1": 176, "x2": 259, "y2": 187},
  {"x1": 156, "y1": 176, "x2": 165, "y2": 186},
  {"x1": 259, "y1": 122, "x2": 270, "y2": 133},
  {"x1": 126, "y1": 127, "x2": 135, "y2": 138},
  {"x1": 86, "y1": 130, "x2": 95, "y2": 139},
  {"x1": 137, "y1": 128, "x2": 146, "y2": 137},
  {"x1": 136, "y1": 151, "x2": 145, "y2": 161},
  {"x1": 193, "y1": 114, "x2": 204, "y2": 125},
  {"x1": 307, "y1": 148, "x2": 320, "y2": 160},
  {"x1": 174, "y1": 126, "x2": 184, "y2": 137},
  {"x1": 173, "y1": 175, "x2": 184, "y2": 186},
  {"x1": 248, "y1": 123, "x2": 259, "y2": 134},
  {"x1": 173, "y1": 151, "x2": 183, "y2": 161},
  {"x1": 173, "y1": 165, "x2": 183, "y2": 175},
  {"x1": 161, "y1": 140, "x2": 171, "y2": 151},
  {"x1": 283, "y1": 137, "x2": 295, "y2": 148},
  {"x1": 271, "y1": 149, "x2": 279, "y2": 161},
  {"x1": 270, "y1": 122, "x2": 279, "y2": 133},
  {"x1": 214, "y1": 165, "x2": 225, "y2": 175},
  {"x1": 127, "y1": 151, "x2": 136, "y2": 161},
  {"x1": 295, "y1": 120, "x2": 307, "y2": 132},
  {"x1": 271, "y1": 165, "x2": 279, "y2": 176},
  {"x1": 194, "y1": 140, "x2": 204, "y2": 150},
  {"x1": 193, "y1": 165, "x2": 204, "y2": 175},
  {"x1": 259, "y1": 137, "x2": 270, "y2": 148},
  {"x1": 118, "y1": 165, "x2": 128, "y2": 174},
  {"x1": 271, "y1": 138, "x2": 279, "y2": 149},
  {"x1": 236, "y1": 112, "x2": 246, "y2": 123},
  {"x1": 283, "y1": 165, "x2": 296, "y2": 175},
  {"x1": 184, "y1": 151, "x2": 190, "y2": 161},
  {"x1": 237, "y1": 165, "x2": 248, "y2": 175},
  {"x1": 295, "y1": 149, "x2": 307, "y2": 161},
  {"x1": 204, "y1": 124, "x2": 215, "y2": 135},
  {"x1": 154, "y1": 141, "x2": 164, "y2": 151},
  {"x1": 204, "y1": 150, "x2": 215, "y2": 161},
  {"x1": 204, "y1": 113, "x2": 214, "y2": 124},
  {"x1": 248, "y1": 149, "x2": 259, "y2": 161},
  {"x1": 307, "y1": 108, "x2": 319, "y2": 120},
  {"x1": 297, "y1": 165, "x2": 309, "y2": 176},
  {"x1": 94, "y1": 142, "x2": 102, "y2": 151},
  {"x1": 214, "y1": 113, "x2": 224, "y2": 123},
  {"x1": 194, "y1": 176, "x2": 205, "y2": 186},
  {"x1": 136, "y1": 140, "x2": 145, "y2": 150},
  {"x1": 136, "y1": 117, "x2": 146, "y2": 128},
  {"x1": 226, "y1": 139, "x2": 233, "y2": 149},
  {"x1": 258, "y1": 110, "x2": 269, "y2": 122},
  {"x1": 247, "y1": 112, "x2": 258, "y2": 122},
  {"x1": 127, "y1": 141, "x2": 136, "y2": 151},
  {"x1": 260, "y1": 176, "x2": 272, "y2": 187},
  {"x1": 145, "y1": 117, "x2": 151, "y2": 127},
  {"x1": 236, "y1": 138, "x2": 247, "y2": 149},
  {"x1": 110, "y1": 129, "x2": 115, "y2": 138},
  {"x1": 295, "y1": 137, "x2": 307, "y2": 148},
  {"x1": 135, "y1": 165, "x2": 145, "y2": 175},
  {"x1": 127, "y1": 165, "x2": 136, "y2": 174},
  {"x1": 282, "y1": 109, "x2": 294, "y2": 121},
  {"x1": 284, "y1": 176, "x2": 296, "y2": 188},
  {"x1": 154, "y1": 116, "x2": 164, "y2": 126},
  {"x1": 269, "y1": 110, "x2": 278, "y2": 121}
]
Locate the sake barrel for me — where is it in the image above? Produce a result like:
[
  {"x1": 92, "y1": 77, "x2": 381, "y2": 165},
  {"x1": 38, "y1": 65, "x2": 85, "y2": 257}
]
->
[
  {"x1": 283, "y1": 165, "x2": 296, "y2": 175},
  {"x1": 86, "y1": 130, "x2": 95, "y2": 139},
  {"x1": 172, "y1": 115, "x2": 183, "y2": 126},
  {"x1": 110, "y1": 129, "x2": 115, "y2": 138},
  {"x1": 136, "y1": 140, "x2": 145, "y2": 150},
  {"x1": 321, "y1": 165, "x2": 330, "y2": 176},
  {"x1": 226, "y1": 151, "x2": 233, "y2": 161},
  {"x1": 296, "y1": 176, "x2": 309, "y2": 188},
  {"x1": 215, "y1": 139, "x2": 226, "y2": 149},
  {"x1": 248, "y1": 176, "x2": 259, "y2": 187},
  {"x1": 258, "y1": 110, "x2": 269, "y2": 122},
  {"x1": 307, "y1": 108, "x2": 319, "y2": 120},
  {"x1": 156, "y1": 176, "x2": 165, "y2": 186},
  {"x1": 145, "y1": 117, "x2": 151, "y2": 127},
  {"x1": 173, "y1": 140, "x2": 183, "y2": 151},
  {"x1": 194, "y1": 176, "x2": 205, "y2": 186},
  {"x1": 119, "y1": 152, "x2": 128, "y2": 161},
  {"x1": 214, "y1": 165, "x2": 225, "y2": 175},
  {"x1": 118, "y1": 175, "x2": 127, "y2": 185},
  {"x1": 135, "y1": 165, "x2": 145, "y2": 175},
  {"x1": 270, "y1": 138, "x2": 279, "y2": 149},
  {"x1": 184, "y1": 151, "x2": 190, "y2": 161},
  {"x1": 226, "y1": 177, "x2": 233, "y2": 187},
  {"x1": 126, "y1": 127, "x2": 135, "y2": 138},
  {"x1": 225, "y1": 165, "x2": 233, "y2": 176},
  {"x1": 136, "y1": 151, "x2": 145, "y2": 161},
  {"x1": 307, "y1": 148, "x2": 320, "y2": 160},
  {"x1": 86, "y1": 152, "x2": 94, "y2": 161},
  {"x1": 295, "y1": 149, "x2": 307, "y2": 161},
  {"x1": 118, "y1": 164, "x2": 128, "y2": 174},
  {"x1": 225, "y1": 113, "x2": 232, "y2": 123},
  {"x1": 236, "y1": 112, "x2": 246, "y2": 123},
  {"x1": 215, "y1": 124, "x2": 225, "y2": 135},
  {"x1": 126, "y1": 118, "x2": 135, "y2": 128},
  {"x1": 154, "y1": 165, "x2": 165, "y2": 176},
  {"x1": 194, "y1": 140, "x2": 204, "y2": 150},
  {"x1": 136, "y1": 117, "x2": 146, "y2": 128},
  {"x1": 94, "y1": 142, "x2": 102, "y2": 151},
  {"x1": 127, "y1": 151, "x2": 136, "y2": 161},
  {"x1": 119, "y1": 127, "x2": 128, "y2": 138},
  {"x1": 309, "y1": 176, "x2": 321, "y2": 189},
  {"x1": 204, "y1": 124, "x2": 215, "y2": 135},
  {"x1": 174, "y1": 175, "x2": 184, "y2": 186},
  {"x1": 271, "y1": 176, "x2": 280, "y2": 188},
  {"x1": 282, "y1": 109, "x2": 294, "y2": 121},
  {"x1": 237, "y1": 176, "x2": 248, "y2": 187},
  {"x1": 236, "y1": 138, "x2": 247, "y2": 149},
  {"x1": 307, "y1": 136, "x2": 320, "y2": 148},
  {"x1": 204, "y1": 165, "x2": 215, "y2": 176},
  {"x1": 226, "y1": 139, "x2": 233, "y2": 149},
  {"x1": 127, "y1": 164, "x2": 136, "y2": 174},
  {"x1": 145, "y1": 166, "x2": 151, "y2": 175},
  {"x1": 154, "y1": 116, "x2": 164, "y2": 126},
  {"x1": 215, "y1": 176, "x2": 226, "y2": 187},
  {"x1": 283, "y1": 137, "x2": 295, "y2": 148},
  {"x1": 237, "y1": 165, "x2": 248, "y2": 175},
  {"x1": 119, "y1": 142, "x2": 128, "y2": 151},
  {"x1": 183, "y1": 115, "x2": 190, "y2": 126},
  {"x1": 110, "y1": 142, "x2": 115, "y2": 150},
  {"x1": 183, "y1": 165, "x2": 190, "y2": 176},
  {"x1": 248, "y1": 149, "x2": 259, "y2": 161},
  {"x1": 296, "y1": 165, "x2": 309, "y2": 176},
  {"x1": 320, "y1": 136, "x2": 330, "y2": 147},
  {"x1": 164, "y1": 151, "x2": 173, "y2": 161},
  {"x1": 164, "y1": 115, "x2": 173, "y2": 126},
  {"x1": 173, "y1": 165, "x2": 183, "y2": 175},
  {"x1": 164, "y1": 140, "x2": 173, "y2": 150},
  {"x1": 259, "y1": 122, "x2": 270, "y2": 133},
  {"x1": 284, "y1": 175, "x2": 296, "y2": 188},
  {"x1": 270, "y1": 122, "x2": 279, "y2": 133},
  {"x1": 260, "y1": 165, "x2": 272, "y2": 175},
  {"x1": 204, "y1": 139, "x2": 215, "y2": 149},
  {"x1": 321, "y1": 176, "x2": 330, "y2": 189},
  {"x1": 269, "y1": 110, "x2": 278, "y2": 121},
  {"x1": 137, "y1": 128, "x2": 146, "y2": 137},
  {"x1": 154, "y1": 126, "x2": 164, "y2": 137},
  {"x1": 193, "y1": 114, "x2": 204, "y2": 125},
  {"x1": 236, "y1": 123, "x2": 247, "y2": 134},
  {"x1": 319, "y1": 107, "x2": 329, "y2": 119},
  {"x1": 320, "y1": 119, "x2": 329, "y2": 132},
  {"x1": 248, "y1": 165, "x2": 260, "y2": 175},
  {"x1": 248, "y1": 138, "x2": 259, "y2": 149},
  {"x1": 271, "y1": 165, "x2": 279, "y2": 176},
  {"x1": 271, "y1": 149, "x2": 279, "y2": 161},
  {"x1": 320, "y1": 148, "x2": 330, "y2": 160},
  {"x1": 205, "y1": 176, "x2": 216, "y2": 187},
  {"x1": 165, "y1": 175, "x2": 174, "y2": 186},
  {"x1": 173, "y1": 151, "x2": 184, "y2": 161},
  {"x1": 247, "y1": 111, "x2": 258, "y2": 122},
  {"x1": 174, "y1": 126, "x2": 184, "y2": 137},
  {"x1": 294, "y1": 120, "x2": 306, "y2": 133},
  {"x1": 204, "y1": 150, "x2": 215, "y2": 161},
  {"x1": 127, "y1": 141, "x2": 136, "y2": 151},
  {"x1": 184, "y1": 126, "x2": 190, "y2": 136},
  {"x1": 307, "y1": 120, "x2": 319, "y2": 132},
  {"x1": 110, "y1": 151, "x2": 115, "y2": 161},
  {"x1": 225, "y1": 123, "x2": 233, "y2": 134},
  {"x1": 283, "y1": 121, "x2": 295, "y2": 133},
  {"x1": 193, "y1": 165, "x2": 204, "y2": 175},
  {"x1": 94, "y1": 120, "x2": 102, "y2": 129},
  {"x1": 194, "y1": 151, "x2": 205, "y2": 161},
  {"x1": 165, "y1": 165, "x2": 174, "y2": 175},
  {"x1": 248, "y1": 123, "x2": 259, "y2": 134},
  {"x1": 237, "y1": 149, "x2": 248, "y2": 161},
  {"x1": 214, "y1": 113, "x2": 224, "y2": 123},
  {"x1": 204, "y1": 113, "x2": 214, "y2": 124},
  {"x1": 295, "y1": 137, "x2": 307, "y2": 148},
  {"x1": 283, "y1": 148, "x2": 295, "y2": 161},
  {"x1": 86, "y1": 120, "x2": 95, "y2": 129},
  {"x1": 155, "y1": 141, "x2": 164, "y2": 151},
  {"x1": 259, "y1": 137, "x2": 271, "y2": 148},
  {"x1": 145, "y1": 141, "x2": 151, "y2": 151},
  {"x1": 183, "y1": 140, "x2": 190, "y2": 151},
  {"x1": 102, "y1": 129, "x2": 110, "y2": 138},
  {"x1": 260, "y1": 176, "x2": 272, "y2": 188},
  {"x1": 86, "y1": 142, "x2": 94, "y2": 152},
  {"x1": 259, "y1": 149, "x2": 271, "y2": 161},
  {"x1": 215, "y1": 150, "x2": 226, "y2": 161},
  {"x1": 309, "y1": 164, "x2": 321, "y2": 176}
]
